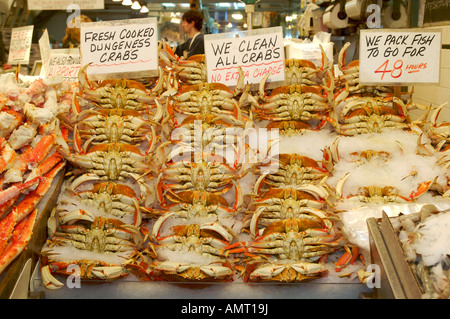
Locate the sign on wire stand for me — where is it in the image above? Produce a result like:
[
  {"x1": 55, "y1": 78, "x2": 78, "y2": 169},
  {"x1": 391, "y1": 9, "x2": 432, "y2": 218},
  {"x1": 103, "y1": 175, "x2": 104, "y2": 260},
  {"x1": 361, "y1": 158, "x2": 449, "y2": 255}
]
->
[
  {"x1": 359, "y1": 29, "x2": 441, "y2": 85},
  {"x1": 204, "y1": 26, "x2": 285, "y2": 88},
  {"x1": 80, "y1": 17, "x2": 158, "y2": 80},
  {"x1": 7, "y1": 25, "x2": 34, "y2": 66},
  {"x1": 44, "y1": 49, "x2": 81, "y2": 83},
  {"x1": 38, "y1": 29, "x2": 51, "y2": 77}
]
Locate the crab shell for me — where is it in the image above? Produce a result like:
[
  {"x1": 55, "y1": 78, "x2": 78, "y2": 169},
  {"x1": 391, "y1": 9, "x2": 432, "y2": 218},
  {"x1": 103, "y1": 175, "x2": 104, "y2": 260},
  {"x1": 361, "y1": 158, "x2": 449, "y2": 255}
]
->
[
  {"x1": 40, "y1": 257, "x2": 129, "y2": 289},
  {"x1": 152, "y1": 211, "x2": 234, "y2": 243},
  {"x1": 178, "y1": 54, "x2": 205, "y2": 66},
  {"x1": 265, "y1": 120, "x2": 314, "y2": 134},
  {"x1": 267, "y1": 84, "x2": 325, "y2": 97},
  {"x1": 278, "y1": 153, "x2": 324, "y2": 168},
  {"x1": 165, "y1": 189, "x2": 229, "y2": 207},
  {"x1": 152, "y1": 260, "x2": 234, "y2": 282},
  {"x1": 177, "y1": 114, "x2": 245, "y2": 128},
  {"x1": 342, "y1": 105, "x2": 404, "y2": 123},
  {"x1": 244, "y1": 260, "x2": 328, "y2": 283},
  {"x1": 249, "y1": 187, "x2": 325, "y2": 210},
  {"x1": 285, "y1": 59, "x2": 317, "y2": 69},
  {"x1": 260, "y1": 217, "x2": 325, "y2": 237},
  {"x1": 177, "y1": 82, "x2": 233, "y2": 96}
]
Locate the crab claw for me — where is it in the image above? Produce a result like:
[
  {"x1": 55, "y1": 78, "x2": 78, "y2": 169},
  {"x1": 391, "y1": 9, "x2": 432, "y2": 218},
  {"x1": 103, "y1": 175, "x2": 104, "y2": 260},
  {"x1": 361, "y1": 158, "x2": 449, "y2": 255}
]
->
[
  {"x1": 338, "y1": 42, "x2": 351, "y2": 71},
  {"x1": 151, "y1": 212, "x2": 176, "y2": 240},
  {"x1": 410, "y1": 177, "x2": 437, "y2": 200},
  {"x1": 335, "y1": 244, "x2": 359, "y2": 272},
  {"x1": 41, "y1": 265, "x2": 65, "y2": 290},
  {"x1": 428, "y1": 102, "x2": 447, "y2": 126},
  {"x1": 78, "y1": 63, "x2": 96, "y2": 92},
  {"x1": 336, "y1": 172, "x2": 351, "y2": 199},
  {"x1": 0, "y1": 176, "x2": 43, "y2": 206}
]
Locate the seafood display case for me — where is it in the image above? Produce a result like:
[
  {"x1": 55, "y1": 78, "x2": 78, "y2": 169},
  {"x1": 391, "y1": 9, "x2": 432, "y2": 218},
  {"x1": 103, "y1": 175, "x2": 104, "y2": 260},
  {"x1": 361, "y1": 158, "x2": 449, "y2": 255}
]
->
[{"x1": 0, "y1": 13, "x2": 449, "y2": 298}]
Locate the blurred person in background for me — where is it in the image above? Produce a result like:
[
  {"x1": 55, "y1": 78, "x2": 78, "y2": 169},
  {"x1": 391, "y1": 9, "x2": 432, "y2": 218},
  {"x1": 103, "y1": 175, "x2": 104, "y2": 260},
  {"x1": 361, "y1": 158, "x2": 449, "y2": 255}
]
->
[
  {"x1": 62, "y1": 14, "x2": 92, "y2": 48},
  {"x1": 175, "y1": 10, "x2": 205, "y2": 58}
]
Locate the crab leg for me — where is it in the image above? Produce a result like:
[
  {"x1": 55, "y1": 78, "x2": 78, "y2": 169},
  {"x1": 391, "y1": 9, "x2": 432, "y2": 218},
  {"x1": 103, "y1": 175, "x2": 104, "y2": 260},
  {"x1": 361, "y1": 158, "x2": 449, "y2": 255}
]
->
[
  {"x1": 0, "y1": 138, "x2": 17, "y2": 174},
  {"x1": 0, "y1": 209, "x2": 38, "y2": 274},
  {"x1": 0, "y1": 209, "x2": 18, "y2": 255},
  {"x1": 4, "y1": 133, "x2": 56, "y2": 184},
  {"x1": 13, "y1": 160, "x2": 66, "y2": 223},
  {"x1": 338, "y1": 42, "x2": 351, "y2": 72},
  {"x1": 0, "y1": 176, "x2": 42, "y2": 206},
  {"x1": 430, "y1": 102, "x2": 448, "y2": 127}
]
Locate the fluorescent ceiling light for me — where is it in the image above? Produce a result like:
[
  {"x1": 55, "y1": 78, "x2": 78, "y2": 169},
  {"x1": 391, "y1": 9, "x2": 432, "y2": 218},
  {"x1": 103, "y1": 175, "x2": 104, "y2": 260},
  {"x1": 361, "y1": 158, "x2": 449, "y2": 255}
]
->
[
  {"x1": 122, "y1": 0, "x2": 132, "y2": 5},
  {"x1": 162, "y1": 3, "x2": 176, "y2": 7},
  {"x1": 218, "y1": 3, "x2": 231, "y2": 7},
  {"x1": 131, "y1": 1, "x2": 141, "y2": 9},
  {"x1": 232, "y1": 13, "x2": 243, "y2": 20},
  {"x1": 180, "y1": 3, "x2": 190, "y2": 8}
]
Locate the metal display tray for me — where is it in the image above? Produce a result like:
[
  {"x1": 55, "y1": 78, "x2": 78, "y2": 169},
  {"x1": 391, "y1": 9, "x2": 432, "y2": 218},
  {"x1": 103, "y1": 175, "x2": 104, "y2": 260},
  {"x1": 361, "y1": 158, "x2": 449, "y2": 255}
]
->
[{"x1": 366, "y1": 212, "x2": 423, "y2": 299}]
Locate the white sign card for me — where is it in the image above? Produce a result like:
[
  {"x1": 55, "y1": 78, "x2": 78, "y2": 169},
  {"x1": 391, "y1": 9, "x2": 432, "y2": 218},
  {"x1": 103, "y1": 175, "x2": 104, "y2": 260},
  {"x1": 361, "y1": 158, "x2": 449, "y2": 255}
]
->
[
  {"x1": 44, "y1": 49, "x2": 81, "y2": 83},
  {"x1": 8, "y1": 25, "x2": 34, "y2": 65},
  {"x1": 359, "y1": 29, "x2": 441, "y2": 84},
  {"x1": 80, "y1": 18, "x2": 158, "y2": 80},
  {"x1": 39, "y1": 29, "x2": 51, "y2": 77},
  {"x1": 204, "y1": 26, "x2": 285, "y2": 88},
  {"x1": 27, "y1": 0, "x2": 104, "y2": 10}
]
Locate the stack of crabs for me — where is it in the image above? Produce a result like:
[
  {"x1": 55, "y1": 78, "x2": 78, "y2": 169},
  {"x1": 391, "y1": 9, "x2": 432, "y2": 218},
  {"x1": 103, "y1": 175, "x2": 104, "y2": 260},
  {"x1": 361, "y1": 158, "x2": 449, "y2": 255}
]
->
[
  {"x1": 154, "y1": 41, "x2": 354, "y2": 283},
  {"x1": 40, "y1": 64, "x2": 170, "y2": 288},
  {"x1": 152, "y1": 43, "x2": 253, "y2": 281},
  {"x1": 226, "y1": 48, "x2": 352, "y2": 282},
  {"x1": 0, "y1": 73, "x2": 69, "y2": 276},
  {"x1": 34, "y1": 39, "x2": 450, "y2": 290},
  {"x1": 324, "y1": 42, "x2": 448, "y2": 210}
]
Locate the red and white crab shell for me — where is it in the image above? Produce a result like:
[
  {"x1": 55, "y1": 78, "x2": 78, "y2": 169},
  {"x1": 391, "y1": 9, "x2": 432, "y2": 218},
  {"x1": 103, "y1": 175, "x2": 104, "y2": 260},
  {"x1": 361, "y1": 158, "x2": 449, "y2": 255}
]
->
[
  {"x1": 335, "y1": 42, "x2": 394, "y2": 103},
  {"x1": 254, "y1": 153, "x2": 331, "y2": 194},
  {"x1": 253, "y1": 80, "x2": 332, "y2": 123},
  {"x1": 152, "y1": 260, "x2": 235, "y2": 282},
  {"x1": 246, "y1": 188, "x2": 337, "y2": 238},
  {"x1": 330, "y1": 96, "x2": 410, "y2": 136},
  {"x1": 243, "y1": 259, "x2": 329, "y2": 283},
  {"x1": 159, "y1": 187, "x2": 242, "y2": 220},
  {"x1": 77, "y1": 64, "x2": 164, "y2": 112},
  {"x1": 229, "y1": 218, "x2": 344, "y2": 263}
]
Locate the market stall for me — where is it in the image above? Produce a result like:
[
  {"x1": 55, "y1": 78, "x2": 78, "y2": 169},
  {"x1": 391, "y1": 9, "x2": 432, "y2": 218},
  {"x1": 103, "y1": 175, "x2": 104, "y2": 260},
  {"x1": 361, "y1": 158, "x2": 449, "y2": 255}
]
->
[{"x1": 0, "y1": 0, "x2": 449, "y2": 300}]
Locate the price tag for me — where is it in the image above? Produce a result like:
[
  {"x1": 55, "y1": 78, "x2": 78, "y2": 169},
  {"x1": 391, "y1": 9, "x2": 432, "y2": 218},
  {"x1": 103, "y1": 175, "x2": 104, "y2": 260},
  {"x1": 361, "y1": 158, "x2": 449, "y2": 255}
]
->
[
  {"x1": 80, "y1": 17, "x2": 158, "y2": 80},
  {"x1": 204, "y1": 26, "x2": 285, "y2": 88},
  {"x1": 359, "y1": 29, "x2": 441, "y2": 85},
  {"x1": 8, "y1": 25, "x2": 34, "y2": 65},
  {"x1": 44, "y1": 49, "x2": 81, "y2": 83}
]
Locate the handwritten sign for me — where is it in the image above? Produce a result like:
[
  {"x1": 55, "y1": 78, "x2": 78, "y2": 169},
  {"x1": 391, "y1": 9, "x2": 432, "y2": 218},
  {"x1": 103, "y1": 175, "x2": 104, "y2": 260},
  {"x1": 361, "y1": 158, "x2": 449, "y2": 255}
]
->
[
  {"x1": 27, "y1": 0, "x2": 104, "y2": 10},
  {"x1": 360, "y1": 29, "x2": 441, "y2": 84},
  {"x1": 204, "y1": 27, "x2": 285, "y2": 88},
  {"x1": 8, "y1": 25, "x2": 34, "y2": 65},
  {"x1": 80, "y1": 18, "x2": 158, "y2": 80},
  {"x1": 39, "y1": 29, "x2": 51, "y2": 77},
  {"x1": 44, "y1": 49, "x2": 81, "y2": 83}
]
